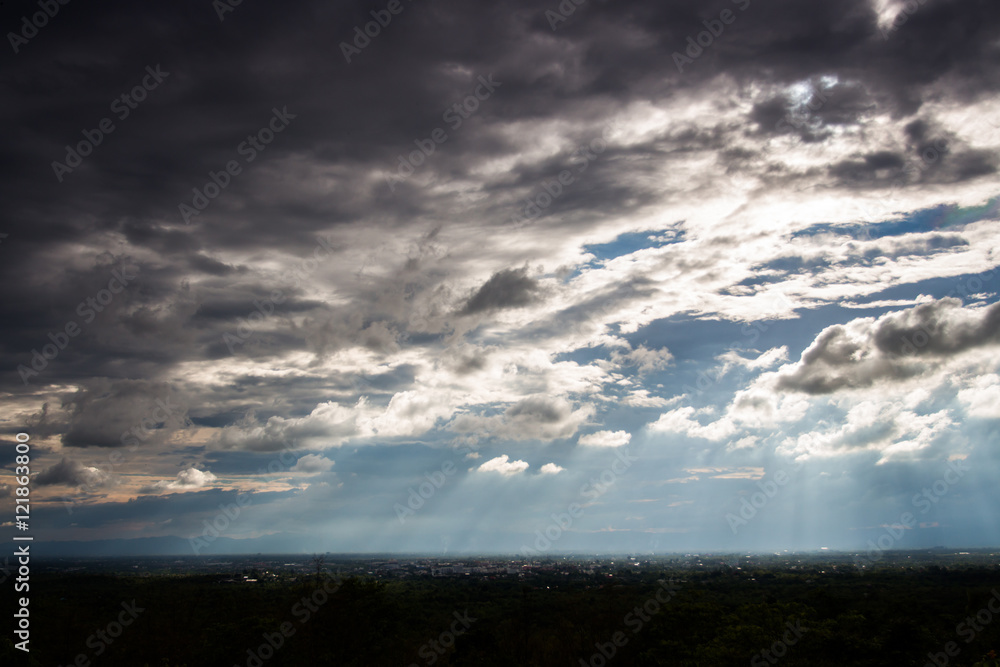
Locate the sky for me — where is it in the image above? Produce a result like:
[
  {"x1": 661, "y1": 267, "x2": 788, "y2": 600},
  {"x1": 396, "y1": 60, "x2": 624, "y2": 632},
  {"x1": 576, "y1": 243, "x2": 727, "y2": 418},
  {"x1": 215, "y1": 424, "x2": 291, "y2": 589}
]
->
[{"x1": 1, "y1": 0, "x2": 999, "y2": 556}]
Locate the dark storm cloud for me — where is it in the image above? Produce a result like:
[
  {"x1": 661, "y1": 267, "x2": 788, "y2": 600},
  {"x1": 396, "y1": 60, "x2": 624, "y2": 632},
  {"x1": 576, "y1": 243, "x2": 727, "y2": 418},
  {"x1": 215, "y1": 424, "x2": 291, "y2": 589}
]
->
[
  {"x1": 190, "y1": 295, "x2": 324, "y2": 323},
  {"x1": 2, "y1": 0, "x2": 998, "y2": 443},
  {"x1": 446, "y1": 346, "x2": 493, "y2": 375},
  {"x1": 36, "y1": 457, "x2": 111, "y2": 487},
  {"x1": 871, "y1": 298, "x2": 1000, "y2": 357},
  {"x1": 57, "y1": 379, "x2": 192, "y2": 448},
  {"x1": 776, "y1": 298, "x2": 1000, "y2": 394},
  {"x1": 827, "y1": 119, "x2": 998, "y2": 188},
  {"x1": 459, "y1": 267, "x2": 539, "y2": 315},
  {"x1": 752, "y1": 80, "x2": 879, "y2": 142},
  {"x1": 504, "y1": 396, "x2": 566, "y2": 424},
  {"x1": 829, "y1": 151, "x2": 906, "y2": 183}
]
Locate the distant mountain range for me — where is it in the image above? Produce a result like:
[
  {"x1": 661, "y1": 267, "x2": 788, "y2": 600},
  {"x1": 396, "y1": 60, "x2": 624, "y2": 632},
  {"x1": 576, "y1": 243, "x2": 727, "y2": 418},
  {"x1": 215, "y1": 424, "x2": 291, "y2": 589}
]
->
[{"x1": 26, "y1": 533, "x2": 319, "y2": 557}]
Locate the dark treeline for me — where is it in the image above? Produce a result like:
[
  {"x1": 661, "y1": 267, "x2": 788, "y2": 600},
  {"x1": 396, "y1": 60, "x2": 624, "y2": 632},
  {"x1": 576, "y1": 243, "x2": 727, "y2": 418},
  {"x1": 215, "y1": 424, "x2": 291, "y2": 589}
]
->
[{"x1": 3, "y1": 565, "x2": 1000, "y2": 666}]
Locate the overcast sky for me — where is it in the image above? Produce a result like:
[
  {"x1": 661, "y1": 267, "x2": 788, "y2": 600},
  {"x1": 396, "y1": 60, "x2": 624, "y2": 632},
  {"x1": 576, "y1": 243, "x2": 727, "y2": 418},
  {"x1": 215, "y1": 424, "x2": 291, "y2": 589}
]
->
[{"x1": 2, "y1": 0, "x2": 999, "y2": 556}]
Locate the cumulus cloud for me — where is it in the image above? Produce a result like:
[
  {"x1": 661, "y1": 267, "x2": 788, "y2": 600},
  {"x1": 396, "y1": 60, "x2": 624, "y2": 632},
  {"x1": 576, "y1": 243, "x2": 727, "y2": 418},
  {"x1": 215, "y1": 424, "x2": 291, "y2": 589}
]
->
[
  {"x1": 290, "y1": 454, "x2": 335, "y2": 473},
  {"x1": 218, "y1": 400, "x2": 371, "y2": 451},
  {"x1": 369, "y1": 390, "x2": 459, "y2": 438},
  {"x1": 36, "y1": 458, "x2": 112, "y2": 488},
  {"x1": 611, "y1": 345, "x2": 674, "y2": 374},
  {"x1": 139, "y1": 468, "x2": 218, "y2": 493},
  {"x1": 477, "y1": 455, "x2": 529, "y2": 476},
  {"x1": 717, "y1": 347, "x2": 789, "y2": 373},
  {"x1": 621, "y1": 390, "x2": 680, "y2": 408},
  {"x1": 452, "y1": 395, "x2": 595, "y2": 443},
  {"x1": 774, "y1": 299, "x2": 1000, "y2": 394},
  {"x1": 648, "y1": 408, "x2": 738, "y2": 442},
  {"x1": 58, "y1": 380, "x2": 191, "y2": 449},
  {"x1": 498, "y1": 396, "x2": 594, "y2": 441},
  {"x1": 958, "y1": 374, "x2": 1000, "y2": 418},
  {"x1": 459, "y1": 267, "x2": 540, "y2": 315},
  {"x1": 777, "y1": 401, "x2": 955, "y2": 464},
  {"x1": 539, "y1": 463, "x2": 564, "y2": 475},
  {"x1": 726, "y1": 387, "x2": 811, "y2": 429},
  {"x1": 577, "y1": 430, "x2": 632, "y2": 448}
]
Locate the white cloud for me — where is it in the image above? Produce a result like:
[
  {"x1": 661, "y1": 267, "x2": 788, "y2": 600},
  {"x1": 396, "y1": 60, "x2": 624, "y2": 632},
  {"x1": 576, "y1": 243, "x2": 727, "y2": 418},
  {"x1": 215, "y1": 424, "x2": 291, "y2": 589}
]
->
[
  {"x1": 578, "y1": 430, "x2": 632, "y2": 448},
  {"x1": 141, "y1": 468, "x2": 218, "y2": 493},
  {"x1": 290, "y1": 454, "x2": 335, "y2": 473},
  {"x1": 611, "y1": 344, "x2": 673, "y2": 374},
  {"x1": 958, "y1": 374, "x2": 1000, "y2": 418},
  {"x1": 477, "y1": 455, "x2": 529, "y2": 476},
  {"x1": 769, "y1": 299, "x2": 1000, "y2": 395},
  {"x1": 174, "y1": 468, "x2": 217, "y2": 487},
  {"x1": 773, "y1": 397, "x2": 956, "y2": 463},
  {"x1": 648, "y1": 407, "x2": 738, "y2": 442},
  {"x1": 218, "y1": 399, "x2": 372, "y2": 451},
  {"x1": 717, "y1": 346, "x2": 789, "y2": 373},
  {"x1": 874, "y1": 410, "x2": 955, "y2": 464},
  {"x1": 452, "y1": 395, "x2": 596, "y2": 443},
  {"x1": 539, "y1": 462, "x2": 564, "y2": 475},
  {"x1": 841, "y1": 295, "x2": 935, "y2": 309},
  {"x1": 727, "y1": 388, "x2": 810, "y2": 428},
  {"x1": 621, "y1": 390, "x2": 679, "y2": 408},
  {"x1": 686, "y1": 466, "x2": 765, "y2": 480},
  {"x1": 369, "y1": 389, "x2": 458, "y2": 437}
]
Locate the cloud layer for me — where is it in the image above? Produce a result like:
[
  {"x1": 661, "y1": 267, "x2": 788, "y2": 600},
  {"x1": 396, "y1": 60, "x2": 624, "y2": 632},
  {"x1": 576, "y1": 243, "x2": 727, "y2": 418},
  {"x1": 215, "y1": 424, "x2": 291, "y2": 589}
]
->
[{"x1": 2, "y1": 0, "x2": 999, "y2": 553}]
